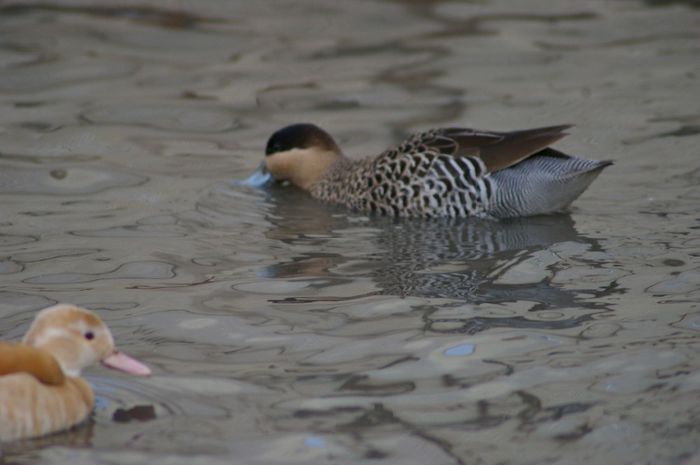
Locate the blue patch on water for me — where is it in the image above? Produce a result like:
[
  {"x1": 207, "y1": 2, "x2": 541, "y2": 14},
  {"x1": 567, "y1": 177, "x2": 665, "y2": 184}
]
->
[
  {"x1": 443, "y1": 343, "x2": 475, "y2": 356},
  {"x1": 304, "y1": 436, "x2": 326, "y2": 448},
  {"x1": 94, "y1": 396, "x2": 109, "y2": 410}
]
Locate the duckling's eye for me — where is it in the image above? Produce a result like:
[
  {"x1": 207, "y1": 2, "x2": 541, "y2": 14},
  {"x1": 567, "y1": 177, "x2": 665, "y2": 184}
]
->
[{"x1": 84, "y1": 331, "x2": 95, "y2": 341}]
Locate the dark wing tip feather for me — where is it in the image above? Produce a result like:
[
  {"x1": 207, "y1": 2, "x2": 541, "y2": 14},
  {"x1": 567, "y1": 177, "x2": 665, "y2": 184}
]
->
[
  {"x1": 535, "y1": 124, "x2": 574, "y2": 132},
  {"x1": 480, "y1": 125, "x2": 575, "y2": 172}
]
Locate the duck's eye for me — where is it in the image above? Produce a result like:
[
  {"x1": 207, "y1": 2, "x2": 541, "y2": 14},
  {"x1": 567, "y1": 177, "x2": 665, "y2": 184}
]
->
[{"x1": 84, "y1": 331, "x2": 95, "y2": 341}]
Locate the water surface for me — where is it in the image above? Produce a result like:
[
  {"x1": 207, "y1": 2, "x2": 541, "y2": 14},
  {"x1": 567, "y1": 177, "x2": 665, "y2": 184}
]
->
[{"x1": 1, "y1": 1, "x2": 699, "y2": 464}]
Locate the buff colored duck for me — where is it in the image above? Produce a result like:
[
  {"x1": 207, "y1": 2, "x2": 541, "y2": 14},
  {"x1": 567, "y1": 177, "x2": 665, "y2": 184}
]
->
[
  {"x1": 247, "y1": 123, "x2": 612, "y2": 218},
  {"x1": 0, "y1": 304, "x2": 151, "y2": 442}
]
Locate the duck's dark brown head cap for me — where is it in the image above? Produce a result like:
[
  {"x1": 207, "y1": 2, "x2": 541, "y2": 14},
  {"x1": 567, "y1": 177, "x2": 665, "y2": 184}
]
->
[{"x1": 265, "y1": 123, "x2": 340, "y2": 156}]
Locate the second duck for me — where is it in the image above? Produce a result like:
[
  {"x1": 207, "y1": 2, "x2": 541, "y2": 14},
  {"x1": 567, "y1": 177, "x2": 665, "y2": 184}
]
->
[{"x1": 249, "y1": 123, "x2": 612, "y2": 219}]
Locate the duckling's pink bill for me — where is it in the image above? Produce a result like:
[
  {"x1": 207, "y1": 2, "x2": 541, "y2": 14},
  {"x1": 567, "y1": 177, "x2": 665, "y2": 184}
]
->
[{"x1": 101, "y1": 351, "x2": 151, "y2": 376}]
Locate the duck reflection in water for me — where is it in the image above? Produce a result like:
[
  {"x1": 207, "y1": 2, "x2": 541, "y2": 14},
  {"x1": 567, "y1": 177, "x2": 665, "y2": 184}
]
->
[{"x1": 257, "y1": 185, "x2": 614, "y2": 333}]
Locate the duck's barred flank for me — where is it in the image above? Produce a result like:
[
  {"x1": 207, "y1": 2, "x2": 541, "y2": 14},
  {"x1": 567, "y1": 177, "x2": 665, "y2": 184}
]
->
[
  {"x1": 262, "y1": 124, "x2": 612, "y2": 219},
  {"x1": 311, "y1": 149, "x2": 493, "y2": 218}
]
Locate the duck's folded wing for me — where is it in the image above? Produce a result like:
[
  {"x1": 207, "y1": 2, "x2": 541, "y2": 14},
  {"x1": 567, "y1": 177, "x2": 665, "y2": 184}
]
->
[
  {"x1": 403, "y1": 125, "x2": 573, "y2": 172},
  {"x1": 0, "y1": 343, "x2": 65, "y2": 385}
]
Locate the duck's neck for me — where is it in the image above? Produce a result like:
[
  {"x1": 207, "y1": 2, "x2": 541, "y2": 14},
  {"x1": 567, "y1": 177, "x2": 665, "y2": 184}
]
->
[
  {"x1": 301, "y1": 150, "x2": 345, "y2": 189},
  {"x1": 273, "y1": 147, "x2": 345, "y2": 190}
]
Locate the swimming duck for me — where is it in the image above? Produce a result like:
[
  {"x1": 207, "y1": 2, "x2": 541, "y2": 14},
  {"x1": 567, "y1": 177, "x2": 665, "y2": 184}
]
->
[
  {"x1": 0, "y1": 304, "x2": 151, "y2": 442},
  {"x1": 247, "y1": 123, "x2": 612, "y2": 218}
]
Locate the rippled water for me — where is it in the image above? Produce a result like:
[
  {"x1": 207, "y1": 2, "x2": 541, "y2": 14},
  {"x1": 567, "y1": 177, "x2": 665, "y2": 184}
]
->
[{"x1": 1, "y1": 1, "x2": 699, "y2": 464}]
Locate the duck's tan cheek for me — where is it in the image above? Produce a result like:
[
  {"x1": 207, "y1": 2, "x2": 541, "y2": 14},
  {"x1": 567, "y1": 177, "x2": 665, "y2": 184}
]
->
[{"x1": 265, "y1": 155, "x2": 289, "y2": 181}]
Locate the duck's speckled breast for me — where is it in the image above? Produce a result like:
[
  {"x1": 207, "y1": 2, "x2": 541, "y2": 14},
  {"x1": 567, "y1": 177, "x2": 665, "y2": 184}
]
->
[{"x1": 309, "y1": 152, "x2": 493, "y2": 218}]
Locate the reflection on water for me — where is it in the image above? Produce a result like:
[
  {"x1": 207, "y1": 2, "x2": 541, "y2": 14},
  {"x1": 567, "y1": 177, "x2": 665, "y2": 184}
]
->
[
  {"x1": 259, "y1": 185, "x2": 614, "y2": 337},
  {"x1": 1, "y1": 0, "x2": 700, "y2": 464},
  {"x1": 266, "y1": 211, "x2": 590, "y2": 302}
]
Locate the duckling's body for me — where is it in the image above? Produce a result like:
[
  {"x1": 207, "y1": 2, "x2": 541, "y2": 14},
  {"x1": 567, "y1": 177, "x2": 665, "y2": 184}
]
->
[
  {"x1": 0, "y1": 360, "x2": 94, "y2": 441},
  {"x1": 257, "y1": 124, "x2": 612, "y2": 218},
  {"x1": 0, "y1": 304, "x2": 150, "y2": 442}
]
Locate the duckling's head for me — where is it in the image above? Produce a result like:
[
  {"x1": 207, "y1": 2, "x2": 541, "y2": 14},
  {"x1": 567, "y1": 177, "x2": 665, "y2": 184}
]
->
[
  {"x1": 262, "y1": 124, "x2": 343, "y2": 190},
  {"x1": 22, "y1": 304, "x2": 151, "y2": 378}
]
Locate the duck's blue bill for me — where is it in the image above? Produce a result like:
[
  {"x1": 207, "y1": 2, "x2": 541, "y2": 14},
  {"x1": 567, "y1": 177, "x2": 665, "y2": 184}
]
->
[{"x1": 241, "y1": 162, "x2": 273, "y2": 187}]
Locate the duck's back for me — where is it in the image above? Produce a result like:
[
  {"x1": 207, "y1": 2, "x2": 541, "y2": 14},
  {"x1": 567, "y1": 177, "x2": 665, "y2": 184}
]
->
[{"x1": 309, "y1": 126, "x2": 611, "y2": 218}]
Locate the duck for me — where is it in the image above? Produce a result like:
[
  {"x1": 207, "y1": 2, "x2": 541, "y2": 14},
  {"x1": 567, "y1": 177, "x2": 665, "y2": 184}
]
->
[
  {"x1": 246, "y1": 123, "x2": 612, "y2": 218},
  {"x1": 0, "y1": 304, "x2": 151, "y2": 442}
]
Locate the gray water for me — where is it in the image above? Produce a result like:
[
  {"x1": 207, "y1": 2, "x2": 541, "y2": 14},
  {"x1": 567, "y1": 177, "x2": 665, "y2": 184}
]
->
[{"x1": 1, "y1": 1, "x2": 699, "y2": 464}]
